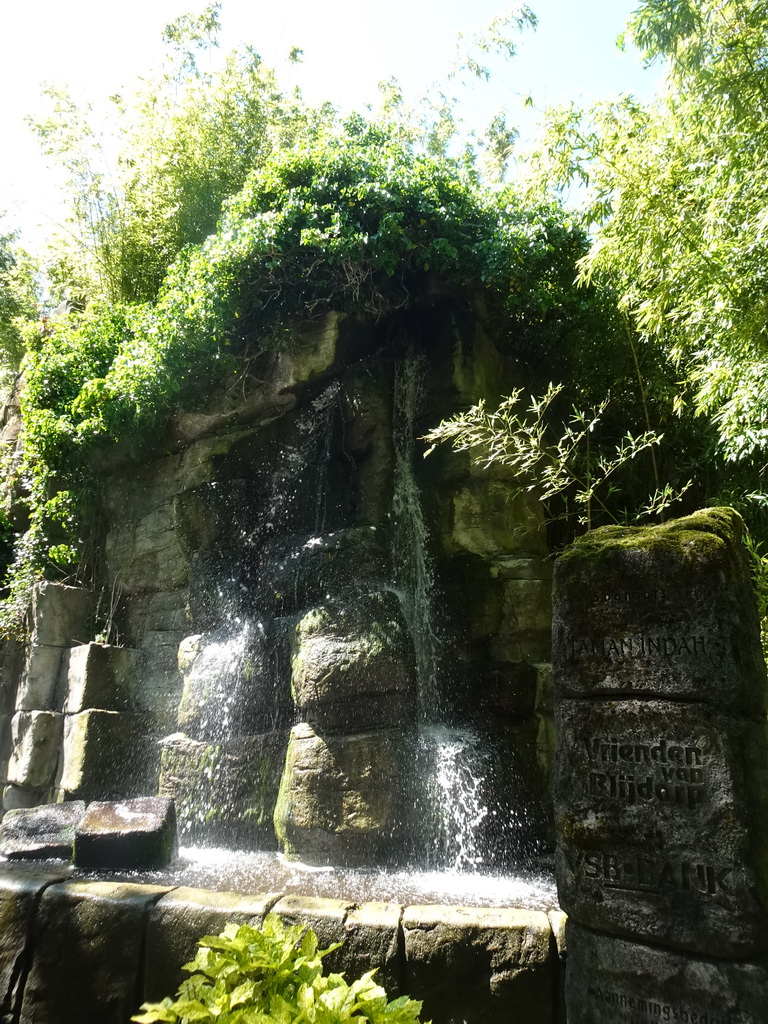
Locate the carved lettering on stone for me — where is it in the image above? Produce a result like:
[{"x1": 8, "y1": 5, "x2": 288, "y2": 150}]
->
[{"x1": 553, "y1": 509, "x2": 768, "y2": 1017}]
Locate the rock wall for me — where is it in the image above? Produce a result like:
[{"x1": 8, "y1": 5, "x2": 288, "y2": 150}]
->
[
  {"x1": 0, "y1": 298, "x2": 555, "y2": 867},
  {"x1": 0, "y1": 864, "x2": 564, "y2": 1024}
]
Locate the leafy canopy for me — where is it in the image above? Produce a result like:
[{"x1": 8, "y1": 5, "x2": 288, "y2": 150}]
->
[
  {"x1": 529, "y1": 0, "x2": 768, "y2": 465},
  {"x1": 29, "y1": 3, "x2": 334, "y2": 305},
  {"x1": 1, "y1": 113, "x2": 589, "y2": 637}
]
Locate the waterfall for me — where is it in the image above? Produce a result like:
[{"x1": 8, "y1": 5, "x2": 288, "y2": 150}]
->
[
  {"x1": 417, "y1": 726, "x2": 488, "y2": 871},
  {"x1": 392, "y1": 352, "x2": 506, "y2": 873},
  {"x1": 392, "y1": 354, "x2": 444, "y2": 719},
  {"x1": 259, "y1": 381, "x2": 340, "y2": 544},
  {"x1": 165, "y1": 383, "x2": 342, "y2": 841}
]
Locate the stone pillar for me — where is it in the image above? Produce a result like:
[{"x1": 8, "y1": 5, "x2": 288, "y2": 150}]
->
[{"x1": 552, "y1": 508, "x2": 768, "y2": 1022}]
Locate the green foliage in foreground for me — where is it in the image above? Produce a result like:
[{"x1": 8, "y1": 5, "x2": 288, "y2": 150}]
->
[
  {"x1": 1, "y1": 118, "x2": 589, "y2": 636},
  {"x1": 132, "y1": 913, "x2": 425, "y2": 1024}
]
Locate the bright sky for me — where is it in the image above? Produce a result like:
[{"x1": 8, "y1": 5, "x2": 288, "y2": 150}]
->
[{"x1": 0, "y1": 0, "x2": 657, "y2": 251}]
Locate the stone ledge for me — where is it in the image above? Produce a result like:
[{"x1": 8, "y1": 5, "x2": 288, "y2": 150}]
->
[{"x1": 0, "y1": 867, "x2": 561, "y2": 1024}]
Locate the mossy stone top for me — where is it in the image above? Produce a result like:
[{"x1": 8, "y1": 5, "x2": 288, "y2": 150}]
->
[{"x1": 552, "y1": 508, "x2": 767, "y2": 717}]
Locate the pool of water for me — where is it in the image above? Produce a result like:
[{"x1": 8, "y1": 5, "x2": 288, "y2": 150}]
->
[{"x1": 78, "y1": 846, "x2": 559, "y2": 910}]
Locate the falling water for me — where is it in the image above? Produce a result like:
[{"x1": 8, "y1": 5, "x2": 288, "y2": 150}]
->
[
  {"x1": 417, "y1": 726, "x2": 488, "y2": 871},
  {"x1": 165, "y1": 384, "x2": 342, "y2": 839},
  {"x1": 391, "y1": 352, "x2": 519, "y2": 873},
  {"x1": 392, "y1": 354, "x2": 444, "y2": 718},
  {"x1": 258, "y1": 381, "x2": 340, "y2": 544}
]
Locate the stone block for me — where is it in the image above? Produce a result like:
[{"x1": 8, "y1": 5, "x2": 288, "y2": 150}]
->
[
  {"x1": 342, "y1": 901, "x2": 403, "y2": 994},
  {"x1": 7, "y1": 711, "x2": 63, "y2": 789},
  {"x1": 0, "y1": 865, "x2": 69, "y2": 1019},
  {"x1": 534, "y1": 662, "x2": 554, "y2": 713},
  {"x1": 0, "y1": 714, "x2": 12, "y2": 784},
  {"x1": 272, "y1": 894, "x2": 353, "y2": 974},
  {"x1": 29, "y1": 582, "x2": 89, "y2": 648},
  {"x1": 291, "y1": 592, "x2": 416, "y2": 733},
  {"x1": 19, "y1": 880, "x2": 169, "y2": 1024},
  {"x1": 60, "y1": 643, "x2": 138, "y2": 713},
  {"x1": 57, "y1": 710, "x2": 156, "y2": 800},
  {"x1": 136, "y1": 633, "x2": 188, "y2": 727},
  {"x1": 502, "y1": 578, "x2": 553, "y2": 633},
  {"x1": 491, "y1": 556, "x2": 553, "y2": 581},
  {"x1": 0, "y1": 801, "x2": 85, "y2": 859},
  {"x1": 274, "y1": 724, "x2": 404, "y2": 867},
  {"x1": 2, "y1": 785, "x2": 49, "y2": 811},
  {"x1": 16, "y1": 644, "x2": 65, "y2": 711},
  {"x1": 565, "y1": 921, "x2": 768, "y2": 1024},
  {"x1": 105, "y1": 504, "x2": 189, "y2": 594},
  {"x1": 0, "y1": 643, "x2": 22, "y2": 715},
  {"x1": 125, "y1": 589, "x2": 191, "y2": 635},
  {"x1": 552, "y1": 508, "x2": 766, "y2": 714},
  {"x1": 555, "y1": 698, "x2": 768, "y2": 955},
  {"x1": 402, "y1": 904, "x2": 554, "y2": 1024},
  {"x1": 549, "y1": 910, "x2": 567, "y2": 957},
  {"x1": 158, "y1": 731, "x2": 287, "y2": 846},
  {"x1": 442, "y1": 480, "x2": 547, "y2": 559},
  {"x1": 74, "y1": 797, "x2": 177, "y2": 870},
  {"x1": 143, "y1": 887, "x2": 282, "y2": 1001}
]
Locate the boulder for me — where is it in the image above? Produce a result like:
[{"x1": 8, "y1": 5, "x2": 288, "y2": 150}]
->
[
  {"x1": 176, "y1": 627, "x2": 290, "y2": 740},
  {"x1": 0, "y1": 801, "x2": 85, "y2": 860},
  {"x1": 291, "y1": 592, "x2": 416, "y2": 733},
  {"x1": 158, "y1": 731, "x2": 287, "y2": 846},
  {"x1": 73, "y1": 797, "x2": 177, "y2": 870},
  {"x1": 274, "y1": 724, "x2": 404, "y2": 867}
]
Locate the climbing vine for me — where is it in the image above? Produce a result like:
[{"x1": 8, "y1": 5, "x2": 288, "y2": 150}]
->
[{"x1": 1, "y1": 117, "x2": 591, "y2": 637}]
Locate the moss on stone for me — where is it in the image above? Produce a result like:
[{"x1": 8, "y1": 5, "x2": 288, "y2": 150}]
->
[{"x1": 559, "y1": 507, "x2": 743, "y2": 566}]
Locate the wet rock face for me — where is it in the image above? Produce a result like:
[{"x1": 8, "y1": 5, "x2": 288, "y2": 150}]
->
[
  {"x1": 273, "y1": 724, "x2": 405, "y2": 867},
  {"x1": 158, "y1": 731, "x2": 287, "y2": 846},
  {"x1": 0, "y1": 802, "x2": 85, "y2": 860},
  {"x1": 553, "y1": 508, "x2": 768, "y2": 1018},
  {"x1": 291, "y1": 591, "x2": 417, "y2": 733},
  {"x1": 0, "y1": 303, "x2": 555, "y2": 869}
]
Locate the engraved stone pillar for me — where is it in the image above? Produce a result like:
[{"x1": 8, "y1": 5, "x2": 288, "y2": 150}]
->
[{"x1": 552, "y1": 508, "x2": 768, "y2": 1022}]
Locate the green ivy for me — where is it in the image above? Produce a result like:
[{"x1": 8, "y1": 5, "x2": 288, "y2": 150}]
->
[
  {"x1": 132, "y1": 913, "x2": 426, "y2": 1024},
  {"x1": 1, "y1": 118, "x2": 589, "y2": 636}
]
